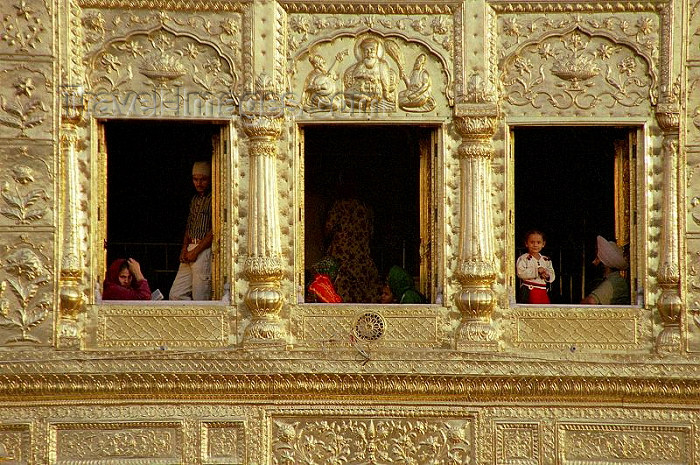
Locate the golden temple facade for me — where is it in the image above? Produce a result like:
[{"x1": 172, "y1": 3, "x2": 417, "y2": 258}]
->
[{"x1": 1, "y1": 0, "x2": 700, "y2": 462}]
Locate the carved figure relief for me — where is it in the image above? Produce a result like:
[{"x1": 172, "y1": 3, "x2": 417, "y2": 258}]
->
[
  {"x1": 501, "y1": 30, "x2": 654, "y2": 110},
  {"x1": 302, "y1": 50, "x2": 347, "y2": 112},
  {"x1": 299, "y1": 35, "x2": 440, "y2": 114},
  {"x1": 398, "y1": 53, "x2": 436, "y2": 112},
  {"x1": 343, "y1": 36, "x2": 399, "y2": 112}
]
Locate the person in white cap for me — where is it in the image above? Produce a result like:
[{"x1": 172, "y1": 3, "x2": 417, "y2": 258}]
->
[
  {"x1": 170, "y1": 161, "x2": 213, "y2": 300},
  {"x1": 581, "y1": 235, "x2": 630, "y2": 305}
]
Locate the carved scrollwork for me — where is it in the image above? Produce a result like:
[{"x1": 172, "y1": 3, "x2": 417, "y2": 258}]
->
[
  {"x1": 1, "y1": 161, "x2": 49, "y2": 225},
  {"x1": 500, "y1": 29, "x2": 654, "y2": 110},
  {"x1": 272, "y1": 418, "x2": 473, "y2": 464}
]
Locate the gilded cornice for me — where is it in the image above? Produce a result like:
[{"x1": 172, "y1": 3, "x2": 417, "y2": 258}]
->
[
  {"x1": 488, "y1": 1, "x2": 665, "y2": 13},
  {"x1": 280, "y1": 1, "x2": 459, "y2": 15},
  {"x1": 77, "y1": 0, "x2": 249, "y2": 11},
  {"x1": 1, "y1": 372, "x2": 700, "y2": 404}
]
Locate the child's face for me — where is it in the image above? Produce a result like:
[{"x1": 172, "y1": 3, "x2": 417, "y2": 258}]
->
[
  {"x1": 525, "y1": 233, "x2": 545, "y2": 255},
  {"x1": 380, "y1": 284, "x2": 394, "y2": 304}
]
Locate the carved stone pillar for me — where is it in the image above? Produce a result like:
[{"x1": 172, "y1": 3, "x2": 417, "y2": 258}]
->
[
  {"x1": 240, "y1": 75, "x2": 287, "y2": 346},
  {"x1": 453, "y1": 79, "x2": 500, "y2": 351},
  {"x1": 57, "y1": 86, "x2": 86, "y2": 349},
  {"x1": 655, "y1": 102, "x2": 682, "y2": 353}
]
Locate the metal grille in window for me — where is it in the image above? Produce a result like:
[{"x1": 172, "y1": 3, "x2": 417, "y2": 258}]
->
[{"x1": 353, "y1": 312, "x2": 386, "y2": 342}]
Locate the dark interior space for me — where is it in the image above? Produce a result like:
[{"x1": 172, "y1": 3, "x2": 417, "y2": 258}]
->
[
  {"x1": 105, "y1": 120, "x2": 218, "y2": 297},
  {"x1": 514, "y1": 126, "x2": 632, "y2": 304},
  {"x1": 304, "y1": 125, "x2": 427, "y2": 300}
]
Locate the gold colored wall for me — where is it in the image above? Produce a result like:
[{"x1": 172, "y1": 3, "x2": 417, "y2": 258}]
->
[{"x1": 0, "y1": 0, "x2": 699, "y2": 463}]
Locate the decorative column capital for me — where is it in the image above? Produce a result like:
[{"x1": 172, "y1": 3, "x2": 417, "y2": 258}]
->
[
  {"x1": 454, "y1": 103, "x2": 499, "y2": 140},
  {"x1": 240, "y1": 73, "x2": 285, "y2": 141},
  {"x1": 655, "y1": 102, "x2": 680, "y2": 133},
  {"x1": 60, "y1": 84, "x2": 86, "y2": 127}
]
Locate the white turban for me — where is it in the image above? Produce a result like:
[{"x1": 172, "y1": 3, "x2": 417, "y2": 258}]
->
[
  {"x1": 596, "y1": 235, "x2": 628, "y2": 270},
  {"x1": 192, "y1": 161, "x2": 211, "y2": 176}
]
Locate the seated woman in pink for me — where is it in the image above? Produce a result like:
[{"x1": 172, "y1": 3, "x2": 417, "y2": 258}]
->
[{"x1": 102, "y1": 258, "x2": 151, "y2": 300}]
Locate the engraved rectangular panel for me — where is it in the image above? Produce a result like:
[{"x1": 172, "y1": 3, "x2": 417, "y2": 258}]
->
[
  {"x1": 686, "y1": 236, "x2": 700, "y2": 352},
  {"x1": 270, "y1": 409, "x2": 475, "y2": 465},
  {"x1": 0, "y1": 234, "x2": 55, "y2": 347},
  {"x1": 557, "y1": 422, "x2": 692, "y2": 465},
  {"x1": 290, "y1": 304, "x2": 447, "y2": 348},
  {"x1": 200, "y1": 421, "x2": 245, "y2": 465},
  {"x1": 96, "y1": 305, "x2": 230, "y2": 348},
  {"x1": 0, "y1": 143, "x2": 54, "y2": 228},
  {"x1": 0, "y1": 61, "x2": 53, "y2": 140},
  {"x1": 0, "y1": 423, "x2": 31, "y2": 465},
  {"x1": 686, "y1": 69, "x2": 700, "y2": 147},
  {"x1": 495, "y1": 422, "x2": 540, "y2": 465},
  {"x1": 49, "y1": 421, "x2": 182, "y2": 465},
  {"x1": 509, "y1": 308, "x2": 641, "y2": 350}
]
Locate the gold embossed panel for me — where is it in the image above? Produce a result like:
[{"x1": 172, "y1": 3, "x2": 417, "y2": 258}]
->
[
  {"x1": 200, "y1": 421, "x2": 246, "y2": 465},
  {"x1": 0, "y1": 423, "x2": 31, "y2": 465},
  {"x1": 269, "y1": 408, "x2": 475, "y2": 464},
  {"x1": 686, "y1": 236, "x2": 700, "y2": 352},
  {"x1": 495, "y1": 422, "x2": 540, "y2": 465},
  {"x1": 0, "y1": 62, "x2": 53, "y2": 139},
  {"x1": 0, "y1": 143, "x2": 54, "y2": 228},
  {"x1": 49, "y1": 421, "x2": 183, "y2": 464},
  {"x1": 495, "y1": 6, "x2": 659, "y2": 118},
  {"x1": 94, "y1": 305, "x2": 231, "y2": 348},
  {"x1": 556, "y1": 422, "x2": 692, "y2": 464},
  {"x1": 290, "y1": 304, "x2": 449, "y2": 348},
  {"x1": 504, "y1": 308, "x2": 643, "y2": 351}
]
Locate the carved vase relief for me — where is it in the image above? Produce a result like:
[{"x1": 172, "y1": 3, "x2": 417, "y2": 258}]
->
[
  {"x1": 500, "y1": 29, "x2": 654, "y2": 111},
  {"x1": 496, "y1": 10, "x2": 659, "y2": 115},
  {"x1": 80, "y1": 9, "x2": 242, "y2": 119}
]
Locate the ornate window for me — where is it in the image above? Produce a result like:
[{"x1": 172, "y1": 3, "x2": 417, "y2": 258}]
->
[{"x1": 508, "y1": 126, "x2": 641, "y2": 305}]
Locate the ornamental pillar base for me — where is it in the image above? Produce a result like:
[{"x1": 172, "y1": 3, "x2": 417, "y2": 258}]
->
[{"x1": 455, "y1": 284, "x2": 498, "y2": 351}]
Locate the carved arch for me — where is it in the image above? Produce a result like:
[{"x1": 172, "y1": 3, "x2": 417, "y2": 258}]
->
[
  {"x1": 85, "y1": 24, "x2": 241, "y2": 101},
  {"x1": 499, "y1": 25, "x2": 657, "y2": 111}
]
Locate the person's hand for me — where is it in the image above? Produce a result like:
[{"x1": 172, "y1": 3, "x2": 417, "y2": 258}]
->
[
  {"x1": 537, "y1": 267, "x2": 549, "y2": 280},
  {"x1": 127, "y1": 258, "x2": 145, "y2": 281},
  {"x1": 183, "y1": 248, "x2": 199, "y2": 263}
]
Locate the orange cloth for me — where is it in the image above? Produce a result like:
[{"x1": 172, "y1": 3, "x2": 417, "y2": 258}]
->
[{"x1": 308, "y1": 274, "x2": 342, "y2": 303}]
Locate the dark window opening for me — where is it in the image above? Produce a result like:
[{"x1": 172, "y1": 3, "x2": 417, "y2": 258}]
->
[
  {"x1": 104, "y1": 120, "x2": 219, "y2": 297},
  {"x1": 514, "y1": 126, "x2": 634, "y2": 305},
  {"x1": 304, "y1": 125, "x2": 433, "y2": 303}
]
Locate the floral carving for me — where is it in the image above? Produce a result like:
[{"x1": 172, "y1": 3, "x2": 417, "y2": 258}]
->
[
  {"x1": 1, "y1": 163, "x2": 48, "y2": 225},
  {"x1": 0, "y1": 0, "x2": 46, "y2": 52},
  {"x1": 0, "y1": 75, "x2": 47, "y2": 137},
  {"x1": 87, "y1": 28, "x2": 238, "y2": 104},
  {"x1": 0, "y1": 244, "x2": 51, "y2": 344},
  {"x1": 288, "y1": 14, "x2": 453, "y2": 55},
  {"x1": 272, "y1": 418, "x2": 472, "y2": 464},
  {"x1": 501, "y1": 30, "x2": 653, "y2": 110}
]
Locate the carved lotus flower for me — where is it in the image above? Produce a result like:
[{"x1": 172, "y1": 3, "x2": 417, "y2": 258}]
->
[
  {"x1": 139, "y1": 52, "x2": 186, "y2": 82},
  {"x1": 551, "y1": 55, "x2": 600, "y2": 83}
]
